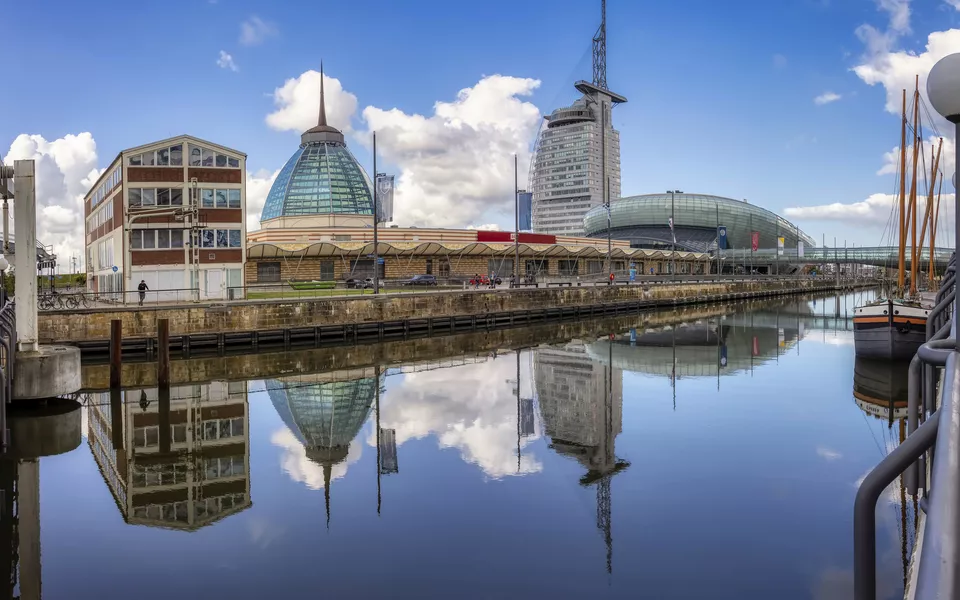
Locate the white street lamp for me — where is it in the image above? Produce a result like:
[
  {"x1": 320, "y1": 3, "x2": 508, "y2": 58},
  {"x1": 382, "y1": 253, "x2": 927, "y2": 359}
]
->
[
  {"x1": 927, "y1": 52, "x2": 960, "y2": 351},
  {"x1": 0, "y1": 254, "x2": 10, "y2": 304}
]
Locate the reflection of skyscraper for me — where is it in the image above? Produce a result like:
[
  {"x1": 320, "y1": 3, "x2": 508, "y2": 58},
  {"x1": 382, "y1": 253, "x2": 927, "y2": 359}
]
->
[
  {"x1": 536, "y1": 342, "x2": 622, "y2": 459},
  {"x1": 536, "y1": 340, "x2": 627, "y2": 573},
  {"x1": 86, "y1": 381, "x2": 251, "y2": 530},
  {"x1": 266, "y1": 371, "x2": 382, "y2": 524}
]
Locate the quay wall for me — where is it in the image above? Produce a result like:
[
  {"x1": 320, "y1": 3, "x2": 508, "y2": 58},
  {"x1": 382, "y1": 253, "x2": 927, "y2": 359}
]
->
[
  {"x1": 80, "y1": 298, "x2": 754, "y2": 390},
  {"x1": 41, "y1": 278, "x2": 863, "y2": 344}
]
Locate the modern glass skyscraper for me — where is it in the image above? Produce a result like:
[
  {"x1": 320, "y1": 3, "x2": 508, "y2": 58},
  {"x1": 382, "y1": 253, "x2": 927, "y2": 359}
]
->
[{"x1": 531, "y1": 83, "x2": 625, "y2": 236}]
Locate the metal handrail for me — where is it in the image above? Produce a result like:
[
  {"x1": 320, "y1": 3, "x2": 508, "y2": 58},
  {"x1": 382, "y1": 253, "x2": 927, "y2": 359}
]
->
[
  {"x1": 914, "y1": 351, "x2": 960, "y2": 599},
  {"x1": 853, "y1": 251, "x2": 960, "y2": 599}
]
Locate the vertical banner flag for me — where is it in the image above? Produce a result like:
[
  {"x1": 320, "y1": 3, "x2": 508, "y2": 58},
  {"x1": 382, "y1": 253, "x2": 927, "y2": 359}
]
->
[
  {"x1": 375, "y1": 174, "x2": 395, "y2": 223},
  {"x1": 777, "y1": 237, "x2": 785, "y2": 256},
  {"x1": 720, "y1": 345, "x2": 728, "y2": 368},
  {"x1": 379, "y1": 428, "x2": 399, "y2": 474},
  {"x1": 668, "y1": 217, "x2": 676, "y2": 243},
  {"x1": 798, "y1": 241, "x2": 805, "y2": 258},
  {"x1": 520, "y1": 399, "x2": 536, "y2": 437},
  {"x1": 717, "y1": 226, "x2": 727, "y2": 249},
  {"x1": 752, "y1": 336, "x2": 759, "y2": 357},
  {"x1": 751, "y1": 232, "x2": 759, "y2": 252}
]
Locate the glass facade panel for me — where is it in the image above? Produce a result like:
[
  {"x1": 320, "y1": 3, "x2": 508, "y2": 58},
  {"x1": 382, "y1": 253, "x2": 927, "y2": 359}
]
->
[{"x1": 260, "y1": 143, "x2": 373, "y2": 220}]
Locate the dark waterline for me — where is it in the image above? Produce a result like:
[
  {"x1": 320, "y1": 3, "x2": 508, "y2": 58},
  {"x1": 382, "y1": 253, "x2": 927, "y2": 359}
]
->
[{"x1": 11, "y1": 289, "x2": 914, "y2": 599}]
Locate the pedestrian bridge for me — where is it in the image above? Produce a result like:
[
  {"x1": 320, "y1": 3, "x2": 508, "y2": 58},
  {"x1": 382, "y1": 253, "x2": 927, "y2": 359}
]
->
[{"x1": 718, "y1": 246, "x2": 953, "y2": 269}]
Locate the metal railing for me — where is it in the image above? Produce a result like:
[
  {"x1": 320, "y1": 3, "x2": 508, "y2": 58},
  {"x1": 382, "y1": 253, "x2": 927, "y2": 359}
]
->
[
  {"x1": 853, "y1": 254, "x2": 958, "y2": 600},
  {"x1": 0, "y1": 300, "x2": 15, "y2": 450},
  {"x1": 39, "y1": 273, "x2": 878, "y2": 311}
]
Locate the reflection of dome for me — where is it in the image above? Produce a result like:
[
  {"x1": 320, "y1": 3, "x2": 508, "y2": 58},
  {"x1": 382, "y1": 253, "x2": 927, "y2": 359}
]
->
[
  {"x1": 260, "y1": 65, "x2": 373, "y2": 222},
  {"x1": 267, "y1": 377, "x2": 379, "y2": 465}
]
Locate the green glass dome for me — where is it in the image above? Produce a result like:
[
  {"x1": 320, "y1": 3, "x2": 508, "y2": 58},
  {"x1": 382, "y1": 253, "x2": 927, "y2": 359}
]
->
[{"x1": 260, "y1": 65, "x2": 373, "y2": 222}]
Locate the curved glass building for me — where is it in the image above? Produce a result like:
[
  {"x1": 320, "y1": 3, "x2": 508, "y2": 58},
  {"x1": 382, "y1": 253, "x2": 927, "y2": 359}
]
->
[
  {"x1": 260, "y1": 67, "x2": 373, "y2": 225},
  {"x1": 583, "y1": 193, "x2": 816, "y2": 252}
]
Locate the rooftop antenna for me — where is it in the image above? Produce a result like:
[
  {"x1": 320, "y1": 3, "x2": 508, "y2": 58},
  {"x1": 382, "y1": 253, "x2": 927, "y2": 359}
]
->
[{"x1": 592, "y1": 0, "x2": 607, "y2": 89}]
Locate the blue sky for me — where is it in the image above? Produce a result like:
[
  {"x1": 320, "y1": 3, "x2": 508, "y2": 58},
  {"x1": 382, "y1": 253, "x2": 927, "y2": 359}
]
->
[{"x1": 3, "y1": 0, "x2": 960, "y2": 260}]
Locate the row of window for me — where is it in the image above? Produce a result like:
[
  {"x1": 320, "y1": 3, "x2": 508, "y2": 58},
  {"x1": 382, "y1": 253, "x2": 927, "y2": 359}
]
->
[
  {"x1": 129, "y1": 228, "x2": 243, "y2": 250},
  {"x1": 130, "y1": 187, "x2": 183, "y2": 207},
  {"x1": 130, "y1": 493, "x2": 246, "y2": 523},
  {"x1": 91, "y1": 165, "x2": 121, "y2": 208},
  {"x1": 204, "y1": 456, "x2": 245, "y2": 480},
  {"x1": 90, "y1": 199, "x2": 114, "y2": 229},
  {"x1": 130, "y1": 229, "x2": 185, "y2": 250},
  {"x1": 128, "y1": 143, "x2": 240, "y2": 169},
  {"x1": 201, "y1": 189, "x2": 242, "y2": 209},
  {"x1": 202, "y1": 417, "x2": 245, "y2": 441},
  {"x1": 129, "y1": 187, "x2": 242, "y2": 209}
]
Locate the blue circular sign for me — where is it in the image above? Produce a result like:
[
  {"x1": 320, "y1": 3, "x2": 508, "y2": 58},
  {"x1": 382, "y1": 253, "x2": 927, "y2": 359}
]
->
[{"x1": 112, "y1": 266, "x2": 118, "y2": 273}]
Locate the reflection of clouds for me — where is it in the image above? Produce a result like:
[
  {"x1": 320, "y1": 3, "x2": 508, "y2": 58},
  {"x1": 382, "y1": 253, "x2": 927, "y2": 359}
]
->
[
  {"x1": 369, "y1": 355, "x2": 542, "y2": 478},
  {"x1": 271, "y1": 428, "x2": 363, "y2": 490},
  {"x1": 246, "y1": 516, "x2": 286, "y2": 550},
  {"x1": 816, "y1": 447, "x2": 842, "y2": 461}
]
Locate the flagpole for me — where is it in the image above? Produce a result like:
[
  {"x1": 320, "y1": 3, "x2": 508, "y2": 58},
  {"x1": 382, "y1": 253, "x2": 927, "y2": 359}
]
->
[{"x1": 373, "y1": 132, "x2": 380, "y2": 295}]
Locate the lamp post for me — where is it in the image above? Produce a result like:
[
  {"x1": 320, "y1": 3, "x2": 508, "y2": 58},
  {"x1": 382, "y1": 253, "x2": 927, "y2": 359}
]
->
[
  {"x1": 667, "y1": 190, "x2": 682, "y2": 279},
  {"x1": 372, "y1": 132, "x2": 380, "y2": 295},
  {"x1": 927, "y1": 53, "x2": 960, "y2": 351}
]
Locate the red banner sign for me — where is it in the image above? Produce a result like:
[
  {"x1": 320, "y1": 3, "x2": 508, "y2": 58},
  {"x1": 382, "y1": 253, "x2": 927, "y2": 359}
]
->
[{"x1": 751, "y1": 232, "x2": 759, "y2": 252}]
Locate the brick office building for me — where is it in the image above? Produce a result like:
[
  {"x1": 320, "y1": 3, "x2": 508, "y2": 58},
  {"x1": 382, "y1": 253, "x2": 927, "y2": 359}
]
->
[{"x1": 84, "y1": 135, "x2": 247, "y2": 303}]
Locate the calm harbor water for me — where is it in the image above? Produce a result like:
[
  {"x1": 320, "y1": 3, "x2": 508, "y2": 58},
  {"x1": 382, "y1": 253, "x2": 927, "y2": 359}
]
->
[{"x1": 12, "y1": 289, "x2": 916, "y2": 599}]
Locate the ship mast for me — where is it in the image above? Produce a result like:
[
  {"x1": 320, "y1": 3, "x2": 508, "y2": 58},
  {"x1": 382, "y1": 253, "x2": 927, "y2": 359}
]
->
[
  {"x1": 897, "y1": 89, "x2": 907, "y2": 293},
  {"x1": 918, "y1": 139, "x2": 943, "y2": 285},
  {"x1": 908, "y1": 78, "x2": 920, "y2": 298},
  {"x1": 932, "y1": 178, "x2": 943, "y2": 286}
]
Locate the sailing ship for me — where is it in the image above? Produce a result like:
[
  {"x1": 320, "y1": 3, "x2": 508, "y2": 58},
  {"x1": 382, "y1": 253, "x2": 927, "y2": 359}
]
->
[{"x1": 854, "y1": 77, "x2": 945, "y2": 359}]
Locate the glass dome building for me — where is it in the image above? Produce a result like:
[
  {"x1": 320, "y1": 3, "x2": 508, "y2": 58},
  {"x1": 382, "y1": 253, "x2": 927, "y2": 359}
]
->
[
  {"x1": 260, "y1": 66, "x2": 374, "y2": 225},
  {"x1": 583, "y1": 193, "x2": 816, "y2": 253}
]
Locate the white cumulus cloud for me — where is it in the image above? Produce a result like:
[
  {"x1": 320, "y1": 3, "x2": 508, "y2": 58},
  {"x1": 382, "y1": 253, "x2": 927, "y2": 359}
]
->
[
  {"x1": 3, "y1": 132, "x2": 100, "y2": 268},
  {"x1": 265, "y1": 69, "x2": 358, "y2": 134},
  {"x1": 217, "y1": 50, "x2": 239, "y2": 72},
  {"x1": 245, "y1": 168, "x2": 279, "y2": 230},
  {"x1": 814, "y1": 92, "x2": 842, "y2": 105},
  {"x1": 877, "y1": 135, "x2": 954, "y2": 179},
  {"x1": 946, "y1": 0, "x2": 960, "y2": 10},
  {"x1": 239, "y1": 15, "x2": 277, "y2": 46},
  {"x1": 853, "y1": 28, "x2": 960, "y2": 134},
  {"x1": 785, "y1": 191, "x2": 955, "y2": 239},
  {"x1": 466, "y1": 223, "x2": 501, "y2": 231},
  {"x1": 361, "y1": 75, "x2": 542, "y2": 228}
]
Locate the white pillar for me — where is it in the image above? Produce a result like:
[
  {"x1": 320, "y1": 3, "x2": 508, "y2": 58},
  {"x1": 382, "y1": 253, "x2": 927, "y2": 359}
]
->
[{"x1": 14, "y1": 160, "x2": 38, "y2": 352}]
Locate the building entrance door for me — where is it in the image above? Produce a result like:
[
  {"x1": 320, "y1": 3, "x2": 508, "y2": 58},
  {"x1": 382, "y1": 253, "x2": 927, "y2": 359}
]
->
[{"x1": 205, "y1": 269, "x2": 224, "y2": 299}]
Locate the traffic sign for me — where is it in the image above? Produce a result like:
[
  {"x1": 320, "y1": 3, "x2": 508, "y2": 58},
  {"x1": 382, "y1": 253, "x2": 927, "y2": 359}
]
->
[{"x1": 112, "y1": 266, "x2": 118, "y2": 273}]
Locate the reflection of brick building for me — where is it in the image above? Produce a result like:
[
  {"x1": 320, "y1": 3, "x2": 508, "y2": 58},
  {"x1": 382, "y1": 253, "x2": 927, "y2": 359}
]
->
[
  {"x1": 535, "y1": 342, "x2": 622, "y2": 470},
  {"x1": 87, "y1": 381, "x2": 251, "y2": 530}
]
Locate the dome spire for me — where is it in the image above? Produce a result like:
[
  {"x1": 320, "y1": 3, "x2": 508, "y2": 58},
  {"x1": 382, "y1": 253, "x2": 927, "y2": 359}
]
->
[
  {"x1": 301, "y1": 61, "x2": 345, "y2": 146},
  {"x1": 318, "y1": 61, "x2": 328, "y2": 128}
]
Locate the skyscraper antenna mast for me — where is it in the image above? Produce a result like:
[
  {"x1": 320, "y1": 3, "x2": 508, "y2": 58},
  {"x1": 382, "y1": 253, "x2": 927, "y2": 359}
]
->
[{"x1": 592, "y1": 0, "x2": 607, "y2": 90}]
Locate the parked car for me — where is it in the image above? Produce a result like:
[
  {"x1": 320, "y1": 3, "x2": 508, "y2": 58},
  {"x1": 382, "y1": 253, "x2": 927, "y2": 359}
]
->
[
  {"x1": 345, "y1": 277, "x2": 379, "y2": 289},
  {"x1": 402, "y1": 274, "x2": 438, "y2": 286}
]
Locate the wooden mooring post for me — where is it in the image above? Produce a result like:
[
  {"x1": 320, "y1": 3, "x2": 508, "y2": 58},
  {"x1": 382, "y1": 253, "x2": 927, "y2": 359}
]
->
[{"x1": 109, "y1": 319, "x2": 122, "y2": 389}]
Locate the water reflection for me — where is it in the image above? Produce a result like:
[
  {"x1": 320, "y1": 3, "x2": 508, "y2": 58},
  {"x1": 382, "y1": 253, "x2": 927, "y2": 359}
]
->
[
  {"x1": 265, "y1": 372, "x2": 381, "y2": 525},
  {"x1": 0, "y1": 400, "x2": 82, "y2": 600},
  {"x1": 536, "y1": 339, "x2": 628, "y2": 573},
  {"x1": 86, "y1": 382, "x2": 251, "y2": 529},
  {"x1": 368, "y1": 355, "x2": 543, "y2": 479},
  {"x1": 853, "y1": 358, "x2": 910, "y2": 423},
  {"x1": 22, "y1": 291, "x2": 922, "y2": 598}
]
